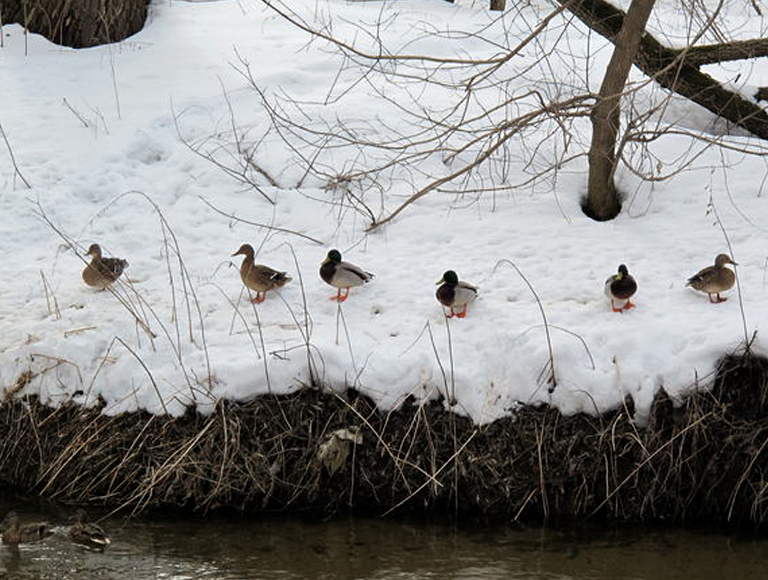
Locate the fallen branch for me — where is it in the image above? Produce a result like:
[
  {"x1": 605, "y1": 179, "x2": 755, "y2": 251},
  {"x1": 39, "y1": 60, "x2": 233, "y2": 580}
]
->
[{"x1": 562, "y1": 0, "x2": 768, "y2": 139}]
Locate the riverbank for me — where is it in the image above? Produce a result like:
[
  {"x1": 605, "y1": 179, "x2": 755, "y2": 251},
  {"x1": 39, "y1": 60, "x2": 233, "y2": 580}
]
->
[{"x1": 1, "y1": 350, "x2": 766, "y2": 527}]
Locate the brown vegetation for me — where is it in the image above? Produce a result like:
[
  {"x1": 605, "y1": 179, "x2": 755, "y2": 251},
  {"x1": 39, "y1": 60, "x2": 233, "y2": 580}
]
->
[
  {"x1": 0, "y1": 353, "x2": 766, "y2": 526},
  {"x1": 1, "y1": 0, "x2": 148, "y2": 48}
]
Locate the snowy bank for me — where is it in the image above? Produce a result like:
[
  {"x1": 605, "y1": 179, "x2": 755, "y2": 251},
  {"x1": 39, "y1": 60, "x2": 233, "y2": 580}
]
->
[
  {"x1": 1, "y1": 0, "x2": 767, "y2": 426},
  {"x1": 1, "y1": 352, "x2": 767, "y2": 525}
]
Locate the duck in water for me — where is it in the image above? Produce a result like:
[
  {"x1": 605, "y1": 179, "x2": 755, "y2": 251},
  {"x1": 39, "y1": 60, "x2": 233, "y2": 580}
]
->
[
  {"x1": 1, "y1": 512, "x2": 53, "y2": 545},
  {"x1": 67, "y1": 509, "x2": 111, "y2": 550}
]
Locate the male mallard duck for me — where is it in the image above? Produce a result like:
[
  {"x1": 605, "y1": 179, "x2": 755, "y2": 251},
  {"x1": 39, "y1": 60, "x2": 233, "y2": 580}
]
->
[
  {"x1": 605, "y1": 264, "x2": 637, "y2": 313},
  {"x1": 82, "y1": 243, "x2": 128, "y2": 290},
  {"x1": 436, "y1": 270, "x2": 478, "y2": 318},
  {"x1": 320, "y1": 249, "x2": 373, "y2": 302},
  {"x1": 232, "y1": 244, "x2": 291, "y2": 304},
  {"x1": 686, "y1": 254, "x2": 737, "y2": 303},
  {"x1": 1, "y1": 512, "x2": 53, "y2": 545},
  {"x1": 67, "y1": 509, "x2": 111, "y2": 550}
]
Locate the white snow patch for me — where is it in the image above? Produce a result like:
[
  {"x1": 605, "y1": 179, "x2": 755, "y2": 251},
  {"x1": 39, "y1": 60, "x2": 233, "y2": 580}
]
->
[{"x1": 1, "y1": 0, "x2": 766, "y2": 423}]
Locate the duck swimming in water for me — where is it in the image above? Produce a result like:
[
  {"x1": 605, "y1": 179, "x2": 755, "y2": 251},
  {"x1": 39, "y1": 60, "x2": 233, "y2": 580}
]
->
[
  {"x1": 1, "y1": 512, "x2": 53, "y2": 545},
  {"x1": 67, "y1": 509, "x2": 111, "y2": 550}
]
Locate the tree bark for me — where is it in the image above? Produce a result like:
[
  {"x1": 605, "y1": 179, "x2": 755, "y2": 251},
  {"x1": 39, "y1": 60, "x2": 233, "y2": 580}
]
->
[
  {"x1": 490, "y1": 0, "x2": 507, "y2": 11},
  {"x1": 683, "y1": 38, "x2": 768, "y2": 66},
  {"x1": 1, "y1": 0, "x2": 148, "y2": 48},
  {"x1": 586, "y1": 0, "x2": 656, "y2": 220},
  {"x1": 562, "y1": 0, "x2": 768, "y2": 140}
]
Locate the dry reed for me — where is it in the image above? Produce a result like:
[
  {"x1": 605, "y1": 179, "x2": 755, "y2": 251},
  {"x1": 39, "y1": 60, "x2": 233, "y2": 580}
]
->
[{"x1": 0, "y1": 352, "x2": 766, "y2": 527}]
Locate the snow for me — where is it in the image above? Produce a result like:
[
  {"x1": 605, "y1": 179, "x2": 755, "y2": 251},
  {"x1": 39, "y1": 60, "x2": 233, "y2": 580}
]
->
[{"x1": 0, "y1": 0, "x2": 766, "y2": 424}]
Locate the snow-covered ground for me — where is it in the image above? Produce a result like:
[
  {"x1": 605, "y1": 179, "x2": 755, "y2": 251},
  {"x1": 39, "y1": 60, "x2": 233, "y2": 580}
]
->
[{"x1": 1, "y1": 0, "x2": 766, "y2": 423}]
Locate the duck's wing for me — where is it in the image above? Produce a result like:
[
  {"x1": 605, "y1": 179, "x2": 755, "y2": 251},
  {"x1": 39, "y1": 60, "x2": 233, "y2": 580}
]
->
[
  {"x1": 454, "y1": 281, "x2": 478, "y2": 304},
  {"x1": 687, "y1": 265, "x2": 716, "y2": 288},
  {"x1": 604, "y1": 274, "x2": 617, "y2": 297},
  {"x1": 98, "y1": 257, "x2": 128, "y2": 281},
  {"x1": 336, "y1": 261, "x2": 374, "y2": 287},
  {"x1": 83, "y1": 523, "x2": 111, "y2": 545},
  {"x1": 254, "y1": 264, "x2": 292, "y2": 288},
  {"x1": 69, "y1": 522, "x2": 111, "y2": 547}
]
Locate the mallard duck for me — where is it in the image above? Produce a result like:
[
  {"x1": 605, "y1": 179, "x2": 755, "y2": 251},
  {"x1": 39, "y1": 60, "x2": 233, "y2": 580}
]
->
[
  {"x1": 232, "y1": 244, "x2": 291, "y2": 304},
  {"x1": 605, "y1": 264, "x2": 637, "y2": 313},
  {"x1": 1, "y1": 512, "x2": 53, "y2": 545},
  {"x1": 67, "y1": 509, "x2": 111, "y2": 550},
  {"x1": 686, "y1": 254, "x2": 737, "y2": 303},
  {"x1": 320, "y1": 249, "x2": 373, "y2": 302},
  {"x1": 436, "y1": 270, "x2": 478, "y2": 318},
  {"x1": 82, "y1": 243, "x2": 128, "y2": 290}
]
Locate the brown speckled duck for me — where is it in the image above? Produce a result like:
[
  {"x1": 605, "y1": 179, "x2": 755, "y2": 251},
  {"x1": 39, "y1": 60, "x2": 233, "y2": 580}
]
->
[
  {"x1": 436, "y1": 270, "x2": 478, "y2": 318},
  {"x1": 67, "y1": 509, "x2": 111, "y2": 550},
  {"x1": 1, "y1": 512, "x2": 53, "y2": 545},
  {"x1": 232, "y1": 244, "x2": 291, "y2": 304},
  {"x1": 605, "y1": 264, "x2": 637, "y2": 313},
  {"x1": 320, "y1": 249, "x2": 373, "y2": 302},
  {"x1": 82, "y1": 244, "x2": 128, "y2": 290},
  {"x1": 686, "y1": 254, "x2": 737, "y2": 303}
]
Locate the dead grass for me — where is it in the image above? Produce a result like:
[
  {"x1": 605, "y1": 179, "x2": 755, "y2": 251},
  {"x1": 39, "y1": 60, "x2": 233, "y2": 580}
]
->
[{"x1": 0, "y1": 352, "x2": 767, "y2": 527}]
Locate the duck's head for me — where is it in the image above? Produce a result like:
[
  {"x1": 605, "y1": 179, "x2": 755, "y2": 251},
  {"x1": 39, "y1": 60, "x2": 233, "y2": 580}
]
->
[
  {"x1": 86, "y1": 244, "x2": 102, "y2": 259},
  {"x1": 71, "y1": 509, "x2": 89, "y2": 524},
  {"x1": 232, "y1": 244, "x2": 255, "y2": 258},
  {"x1": 715, "y1": 254, "x2": 737, "y2": 267},
  {"x1": 437, "y1": 270, "x2": 459, "y2": 285},
  {"x1": 616, "y1": 264, "x2": 629, "y2": 279},
  {"x1": 323, "y1": 249, "x2": 342, "y2": 265}
]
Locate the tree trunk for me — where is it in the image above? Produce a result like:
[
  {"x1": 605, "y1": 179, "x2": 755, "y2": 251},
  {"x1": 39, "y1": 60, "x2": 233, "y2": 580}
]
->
[
  {"x1": 490, "y1": 0, "x2": 507, "y2": 11},
  {"x1": 1, "y1": 0, "x2": 148, "y2": 48},
  {"x1": 586, "y1": 0, "x2": 656, "y2": 221}
]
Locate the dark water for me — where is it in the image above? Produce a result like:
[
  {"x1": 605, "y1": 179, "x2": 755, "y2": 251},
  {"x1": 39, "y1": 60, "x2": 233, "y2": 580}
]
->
[{"x1": 1, "y1": 497, "x2": 767, "y2": 579}]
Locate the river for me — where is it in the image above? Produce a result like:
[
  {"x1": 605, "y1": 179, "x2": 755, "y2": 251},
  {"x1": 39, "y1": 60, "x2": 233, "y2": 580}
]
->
[{"x1": 1, "y1": 497, "x2": 766, "y2": 579}]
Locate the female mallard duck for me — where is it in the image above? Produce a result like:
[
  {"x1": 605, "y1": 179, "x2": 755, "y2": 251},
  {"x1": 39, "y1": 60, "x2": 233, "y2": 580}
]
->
[
  {"x1": 320, "y1": 249, "x2": 373, "y2": 302},
  {"x1": 687, "y1": 254, "x2": 737, "y2": 303},
  {"x1": 82, "y1": 243, "x2": 128, "y2": 290},
  {"x1": 436, "y1": 270, "x2": 478, "y2": 318},
  {"x1": 67, "y1": 509, "x2": 111, "y2": 550},
  {"x1": 1, "y1": 512, "x2": 53, "y2": 545},
  {"x1": 232, "y1": 244, "x2": 291, "y2": 304},
  {"x1": 605, "y1": 264, "x2": 637, "y2": 313}
]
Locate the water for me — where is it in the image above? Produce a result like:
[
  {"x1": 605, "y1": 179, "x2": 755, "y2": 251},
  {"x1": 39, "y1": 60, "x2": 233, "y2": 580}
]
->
[{"x1": 1, "y1": 497, "x2": 767, "y2": 579}]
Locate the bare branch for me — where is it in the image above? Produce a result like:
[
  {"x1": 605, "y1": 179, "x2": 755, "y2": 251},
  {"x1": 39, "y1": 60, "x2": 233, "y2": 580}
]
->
[
  {"x1": 0, "y1": 118, "x2": 32, "y2": 188},
  {"x1": 684, "y1": 38, "x2": 768, "y2": 66},
  {"x1": 199, "y1": 196, "x2": 324, "y2": 245}
]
